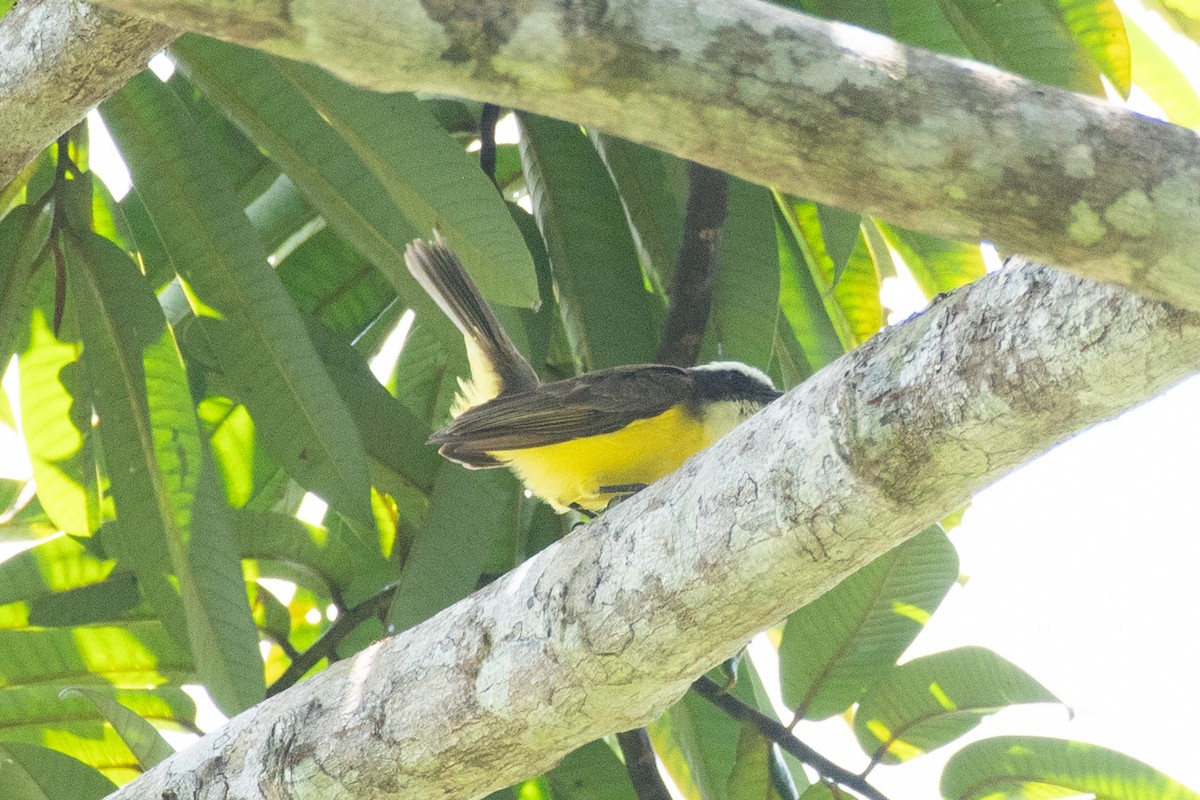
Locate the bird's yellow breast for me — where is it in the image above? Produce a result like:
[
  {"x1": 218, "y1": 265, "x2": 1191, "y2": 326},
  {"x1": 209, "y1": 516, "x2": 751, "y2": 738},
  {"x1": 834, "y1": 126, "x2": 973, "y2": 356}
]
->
[{"x1": 490, "y1": 402, "x2": 748, "y2": 513}]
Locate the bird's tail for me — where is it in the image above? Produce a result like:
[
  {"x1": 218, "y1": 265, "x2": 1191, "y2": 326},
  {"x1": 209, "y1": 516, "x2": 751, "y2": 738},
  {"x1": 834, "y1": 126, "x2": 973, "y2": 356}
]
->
[{"x1": 404, "y1": 235, "x2": 539, "y2": 412}]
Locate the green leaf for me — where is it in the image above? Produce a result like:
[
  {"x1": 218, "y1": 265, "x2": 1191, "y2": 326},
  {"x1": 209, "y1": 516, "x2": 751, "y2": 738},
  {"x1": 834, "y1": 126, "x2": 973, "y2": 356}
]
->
[
  {"x1": 786, "y1": 199, "x2": 883, "y2": 347},
  {"x1": 650, "y1": 663, "x2": 773, "y2": 800},
  {"x1": 650, "y1": 690, "x2": 737, "y2": 800},
  {"x1": 385, "y1": 465, "x2": 519, "y2": 634},
  {"x1": 875, "y1": 222, "x2": 986, "y2": 298},
  {"x1": 1124, "y1": 10, "x2": 1200, "y2": 129},
  {"x1": 940, "y1": 0, "x2": 1105, "y2": 95},
  {"x1": 0, "y1": 534, "x2": 114, "y2": 605},
  {"x1": 165, "y1": 71, "x2": 281, "y2": 205},
  {"x1": 726, "y1": 722, "x2": 792, "y2": 800},
  {"x1": 854, "y1": 646, "x2": 1060, "y2": 764},
  {"x1": 276, "y1": 228, "x2": 397, "y2": 338},
  {"x1": 168, "y1": 35, "x2": 459, "y2": 347},
  {"x1": 518, "y1": 113, "x2": 664, "y2": 369},
  {"x1": 185, "y1": 455, "x2": 267, "y2": 714},
  {"x1": 64, "y1": 230, "x2": 265, "y2": 714},
  {"x1": 19, "y1": 258, "x2": 101, "y2": 537},
  {"x1": 58, "y1": 687, "x2": 176, "y2": 771},
  {"x1": 245, "y1": 174, "x2": 319, "y2": 259},
  {"x1": 887, "y1": 0, "x2": 971, "y2": 56},
  {"x1": 64, "y1": 229, "x2": 195, "y2": 630},
  {"x1": 797, "y1": 784, "x2": 838, "y2": 800},
  {"x1": 1042, "y1": 0, "x2": 1131, "y2": 96},
  {"x1": 707, "y1": 179, "x2": 779, "y2": 370},
  {"x1": 232, "y1": 509, "x2": 364, "y2": 594},
  {"x1": 272, "y1": 58, "x2": 538, "y2": 309},
  {"x1": 546, "y1": 740, "x2": 638, "y2": 800},
  {"x1": 814, "y1": 204, "x2": 861, "y2": 286},
  {"x1": 781, "y1": 527, "x2": 959, "y2": 721},
  {"x1": 0, "y1": 686, "x2": 195, "y2": 749},
  {"x1": 0, "y1": 742, "x2": 117, "y2": 800},
  {"x1": 198, "y1": 395, "x2": 272, "y2": 509},
  {"x1": 0, "y1": 622, "x2": 192, "y2": 689},
  {"x1": 590, "y1": 132, "x2": 685, "y2": 292},
  {"x1": 798, "y1": 0, "x2": 892, "y2": 32},
  {"x1": 101, "y1": 69, "x2": 375, "y2": 542},
  {"x1": 27, "y1": 573, "x2": 140, "y2": 627},
  {"x1": 940, "y1": 736, "x2": 1200, "y2": 800},
  {"x1": 774, "y1": 204, "x2": 847, "y2": 373},
  {"x1": 303, "y1": 317, "x2": 439, "y2": 494},
  {"x1": 0, "y1": 204, "x2": 52, "y2": 366}
]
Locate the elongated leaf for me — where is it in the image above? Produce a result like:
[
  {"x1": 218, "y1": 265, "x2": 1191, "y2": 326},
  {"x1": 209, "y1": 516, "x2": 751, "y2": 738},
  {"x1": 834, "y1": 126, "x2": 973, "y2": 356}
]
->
[
  {"x1": 1042, "y1": 0, "x2": 1131, "y2": 96},
  {"x1": 59, "y1": 687, "x2": 175, "y2": 770},
  {"x1": 855, "y1": 646, "x2": 1060, "y2": 764},
  {"x1": 649, "y1": 690, "x2": 734, "y2": 800},
  {"x1": 27, "y1": 573, "x2": 139, "y2": 627},
  {"x1": 518, "y1": 113, "x2": 664, "y2": 369},
  {"x1": 940, "y1": 0, "x2": 1105, "y2": 95},
  {"x1": 273, "y1": 59, "x2": 537, "y2": 308},
  {"x1": 64, "y1": 230, "x2": 194, "y2": 627},
  {"x1": 65, "y1": 231, "x2": 264, "y2": 713},
  {"x1": 198, "y1": 395, "x2": 270, "y2": 509},
  {"x1": 781, "y1": 527, "x2": 958, "y2": 721},
  {"x1": 232, "y1": 511, "x2": 359, "y2": 596},
  {"x1": 0, "y1": 742, "x2": 116, "y2": 800},
  {"x1": 798, "y1": 0, "x2": 892, "y2": 31},
  {"x1": 941, "y1": 736, "x2": 1200, "y2": 800},
  {"x1": 875, "y1": 223, "x2": 986, "y2": 298},
  {"x1": 774, "y1": 206, "x2": 846, "y2": 373},
  {"x1": 590, "y1": 132, "x2": 685, "y2": 291},
  {"x1": 245, "y1": 174, "x2": 319, "y2": 259},
  {"x1": 0, "y1": 204, "x2": 52, "y2": 367},
  {"x1": 726, "y1": 722, "x2": 792, "y2": 800},
  {"x1": 385, "y1": 465, "x2": 519, "y2": 634},
  {"x1": 546, "y1": 740, "x2": 638, "y2": 800},
  {"x1": 165, "y1": 71, "x2": 280, "y2": 205},
  {"x1": 650, "y1": 662, "x2": 772, "y2": 800},
  {"x1": 708, "y1": 179, "x2": 779, "y2": 369},
  {"x1": 303, "y1": 317, "x2": 438, "y2": 494},
  {"x1": 814, "y1": 204, "x2": 860, "y2": 285},
  {"x1": 0, "y1": 686, "x2": 195, "y2": 743},
  {"x1": 185, "y1": 454, "x2": 266, "y2": 714},
  {"x1": 19, "y1": 258, "x2": 100, "y2": 537},
  {"x1": 0, "y1": 533, "x2": 113, "y2": 606},
  {"x1": 1124, "y1": 10, "x2": 1200, "y2": 129},
  {"x1": 169, "y1": 35, "x2": 492, "y2": 350},
  {"x1": 0, "y1": 623, "x2": 192, "y2": 689},
  {"x1": 277, "y1": 228, "x2": 397, "y2": 339},
  {"x1": 888, "y1": 0, "x2": 972, "y2": 55},
  {"x1": 101, "y1": 70, "x2": 375, "y2": 542},
  {"x1": 789, "y1": 200, "x2": 884, "y2": 346}
]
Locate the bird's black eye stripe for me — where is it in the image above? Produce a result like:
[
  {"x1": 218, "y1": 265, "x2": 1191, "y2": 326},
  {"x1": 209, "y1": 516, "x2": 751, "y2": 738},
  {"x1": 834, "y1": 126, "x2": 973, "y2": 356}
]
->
[{"x1": 690, "y1": 368, "x2": 783, "y2": 404}]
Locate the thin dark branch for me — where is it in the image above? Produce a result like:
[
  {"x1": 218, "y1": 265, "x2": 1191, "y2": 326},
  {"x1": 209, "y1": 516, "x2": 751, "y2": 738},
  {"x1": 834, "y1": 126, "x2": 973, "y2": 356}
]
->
[
  {"x1": 267, "y1": 581, "x2": 399, "y2": 697},
  {"x1": 616, "y1": 728, "x2": 673, "y2": 800},
  {"x1": 690, "y1": 677, "x2": 892, "y2": 800},
  {"x1": 479, "y1": 102, "x2": 501, "y2": 187},
  {"x1": 655, "y1": 162, "x2": 728, "y2": 367}
]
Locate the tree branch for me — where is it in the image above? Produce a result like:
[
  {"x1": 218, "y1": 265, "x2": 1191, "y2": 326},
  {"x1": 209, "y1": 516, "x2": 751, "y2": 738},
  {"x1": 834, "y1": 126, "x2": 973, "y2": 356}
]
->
[
  {"x1": 656, "y1": 162, "x2": 728, "y2": 367},
  {"x1": 0, "y1": 0, "x2": 176, "y2": 189},
  {"x1": 102, "y1": 260, "x2": 1200, "y2": 799},
  {"x1": 691, "y1": 677, "x2": 888, "y2": 800},
  {"x1": 69, "y1": 0, "x2": 1200, "y2": 313},
  {"x1": 615, "y1": 729, "x2": 673, "y2": 800}
]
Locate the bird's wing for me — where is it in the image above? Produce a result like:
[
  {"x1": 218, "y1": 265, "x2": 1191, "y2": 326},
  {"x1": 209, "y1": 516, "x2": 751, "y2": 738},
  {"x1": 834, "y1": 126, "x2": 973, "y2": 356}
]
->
[{"x1": 429, "y1": 365, "x2": 695, "y2": 465}]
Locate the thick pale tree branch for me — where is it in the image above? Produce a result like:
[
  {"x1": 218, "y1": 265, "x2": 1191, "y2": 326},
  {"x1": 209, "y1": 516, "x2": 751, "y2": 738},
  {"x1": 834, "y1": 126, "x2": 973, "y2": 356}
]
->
[
  {"x1": 0, "y1": 1, "x2": 176, "y2": 187},
  {"x1": 105, "y1": 261, "x2": 1200, "y2": 800},
  {"x1": 70, "y1": 0, "x2": 1200, "y2": 313}
]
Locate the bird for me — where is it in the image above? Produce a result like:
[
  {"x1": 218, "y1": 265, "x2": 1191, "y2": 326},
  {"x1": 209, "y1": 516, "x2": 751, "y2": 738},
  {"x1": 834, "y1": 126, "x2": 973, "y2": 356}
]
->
[{"x1": 404, "y1": 234, "x2": 782, "y2": 515}]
